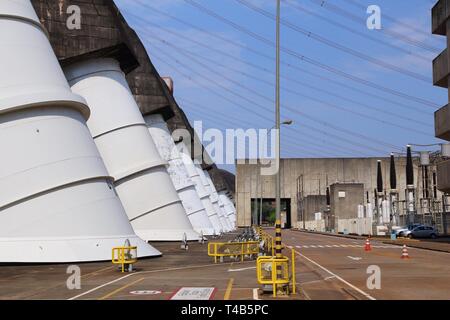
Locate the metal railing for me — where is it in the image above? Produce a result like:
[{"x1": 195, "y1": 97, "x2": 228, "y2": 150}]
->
[
  {"x1": 112, "y1": 246, "x2": 137, "y2": 272},
  {"x1": 207, "y1": 241, "x2": 259, "y2": 263},
  {"x1": 259, "y1": 229, "x2": 275, "y2": 256}
]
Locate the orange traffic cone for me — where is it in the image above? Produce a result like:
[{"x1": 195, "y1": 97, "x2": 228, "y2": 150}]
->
[
  {"x1": 401, "y1": 244, "x2": 410, "y2": 259},
  {"x1": 364, "y1": 238, "x2": 372, "y2": 251}
]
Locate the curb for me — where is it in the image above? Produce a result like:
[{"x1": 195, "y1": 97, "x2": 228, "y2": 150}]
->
[
  {"x1": 294, "y1": 229, "x2": 450, "y2": 253},
  {"x1": 382, "y1": 240, "x2": 450, "y2": 254}
]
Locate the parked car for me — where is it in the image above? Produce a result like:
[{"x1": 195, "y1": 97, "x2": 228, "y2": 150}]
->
[
  {"x1": 403, "y1": 225, "x2": 438, "y2": 239},
  {"x1": 393, "y1": 224, "x2": 422, "y2": 237}
]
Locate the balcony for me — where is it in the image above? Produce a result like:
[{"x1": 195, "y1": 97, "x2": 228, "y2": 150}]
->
[
  {"x1": 435, "y1": 104, "x2": 450, "y2": 140},
  {"x1": 432, "y1": 0, "x2": 450, "y2": 35},
  {"x1": 437, "y1": 160, "x2": 450, "y2": 192},
  {"x1": 433, "y1": 48, "x2": 449, "y2": 88},
  {"x1": 434, "y1": 105, "x2": 450, "y2": 141}
]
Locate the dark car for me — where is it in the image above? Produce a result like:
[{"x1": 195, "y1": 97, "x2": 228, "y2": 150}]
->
[{"x1": 403, "y1": 225, "x2": 438, "y2": 239}]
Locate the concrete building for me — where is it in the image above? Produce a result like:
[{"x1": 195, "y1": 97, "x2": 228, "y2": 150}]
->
[
  {"x1": 432, "y1": 1, "x2": 450, "y2": 193},
  {"x1": 236, "y1": 157, "x2": 432, "y2": 229}
]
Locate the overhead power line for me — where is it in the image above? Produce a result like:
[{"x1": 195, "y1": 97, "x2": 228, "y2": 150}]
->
[
  {"x1": 148, "y1": 31, "x2": 431, "y2": 131},
  {"x1": 309, "y1": 0, "x2": 442, "y2": 53},
  {"x1": 142, "y1": 33, "x2": 403, "y2": 154},
  {"x1": 281, "y1": 0, "x2": 430, "y2": 62},
  {"x1": 181, "y1": 0, "x2": 439, "y2": 108},
  {"x1": 234, "y1": 0, "x2": 431, "y2": 82},
  {"x1": 127, "y1": 3, "x2": 433, "y2": 115},
  {"x1": 147, "y1": 47, "x2": 389, "y2": 155}
]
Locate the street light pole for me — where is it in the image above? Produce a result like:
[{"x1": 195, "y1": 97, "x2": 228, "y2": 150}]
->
[{"x1": 275, "y1": 0, "x2": 282, "y2": 259}]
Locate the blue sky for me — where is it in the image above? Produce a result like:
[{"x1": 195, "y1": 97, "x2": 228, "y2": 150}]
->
[{"x1": 115, "y1": 0, "x2": 446, "y2": 172}]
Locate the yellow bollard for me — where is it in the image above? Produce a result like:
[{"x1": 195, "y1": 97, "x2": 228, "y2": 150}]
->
[{"x1": 291, "y1": 249, "x2": 296, "y2": 294}]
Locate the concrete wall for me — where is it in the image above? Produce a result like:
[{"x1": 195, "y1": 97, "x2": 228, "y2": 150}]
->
[
  {"x1": 301, "y1": 195, "x2": 327, "y2": 221},
  {"x1": 236, "y1": 157, "x2": 427, "y2": 227},
  {"x1": 330, "y1": 183, "x2": 364, "y2": 220}
]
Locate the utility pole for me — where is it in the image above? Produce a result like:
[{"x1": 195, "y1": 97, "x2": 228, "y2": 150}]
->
[{"x1": 275, "y1": 0, "x2": 282, "y2": 259}]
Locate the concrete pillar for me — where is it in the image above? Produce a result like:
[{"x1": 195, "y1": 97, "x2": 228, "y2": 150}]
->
[
  {"x1": 145, "y1": 114, "x2": 215, "y2": 235},
  {"x1": 64, "y1": 58, "x2": 199, "y2": 241},
  {"x1": 0, "y1": 0, "x2": 159, "y2": 262}
]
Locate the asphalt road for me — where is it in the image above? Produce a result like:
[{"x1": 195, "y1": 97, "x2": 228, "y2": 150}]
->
[
  {"x1": 273, "y1": 229, "x2": 450, "y2": 300},
  {"x1": 1, "y1": 231, "x2": 449, "y2": 300}
]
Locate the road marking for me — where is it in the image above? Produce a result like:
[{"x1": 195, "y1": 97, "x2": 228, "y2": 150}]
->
[
  {"x1": 98, "y1": 277, "x2": 145, "y2": 300},
  {"x1": 296, "y1": 245, "x2": 302, "y2": 248},
  {"x1": 253, "y1": 288, "x2": 260, "y2": 300},
  {"x1": 318, "y1": 245, "x2": 324, "y2": 248},
  {"x1": 293, "y1": 249, "x2": 376, "y2": 300},
  {"x1": 287, "y1": 245, "x2": 293, "y2": 249},
  {"x1": 310, "y1": 245, "x2": 317, "y2": 248},
  {"x1": 228, "y1": 266, "x2": 256, "y2": 272},
  {"x1": 68, "y1": 261, "x2": 249, "y2": 300},
  {"x1": 325, "y1": 245, "x2": 332, "y2": 247},
  {"x1": 224, "y1": 278, "x2": 234, "y2": 300},
  {"x1": 347, "y1": 256, "x2": 362, "y2": 261},
  {"x1": 341, "y1": 245, "x2": 349, "y2": 247},
  {"x1": 333, "y1": 245, "x2": 340, "y2": 247}
]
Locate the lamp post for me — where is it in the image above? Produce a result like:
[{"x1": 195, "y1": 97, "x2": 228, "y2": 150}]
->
[
  {"x1": 258, "y1": 120, "x2": 293, "y2": 228},
  {"x1": 275, "y1": 0, "x2": 282, "y2": 259}
]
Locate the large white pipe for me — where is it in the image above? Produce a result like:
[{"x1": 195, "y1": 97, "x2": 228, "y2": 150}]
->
[
  {"x1": 145, "y1": 114, "x2": 215, "y2": 236},
  {"x1": 204, "y1": 170, "x2": 233, "y2": 231},
  {"x1": 0, "y1": 0, "x2": 159, "y2": 262},
  {"x1": 196, "y1": 166, "x2": 231, "y2": 232},
  {"x1": 219, "y1": 191, "x2": 236, "y2": 228},
  {"x1": 64, "y1": 58, "x2": 199, "y2": 241},
  {"x1": 178, "y1": 144, "x2": 223, "y2": 234}
]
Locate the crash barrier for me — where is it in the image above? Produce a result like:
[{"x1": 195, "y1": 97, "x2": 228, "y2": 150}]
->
[
  {"x1": 256, "y1": 249, "x2": 297, "y2": 297},
  {"x1": 112, "y1": 246, "x2": 138, "y2": 272},
  {"x1": 207, "y1": 241, "x2": 259, "y2": 263},
  {"x1": 259, "y1": 230, "x2": 275, "y2": 256}
]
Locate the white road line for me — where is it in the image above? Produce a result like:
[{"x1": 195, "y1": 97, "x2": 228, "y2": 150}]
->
[
  {"x1": 341, "y1": 245, "x2": 348, "y2": 247},
  {"x1": 287, "y1": 246, "x2": 293, "y2": 249},
  {"x1": 294, "y1": 250, "x2": 376, "y2": 300},
  {"x1": 68, "y1": 262, "x2": 242, "y2": 300},
  {"x1": 68, "y1": 273, "x2": 135, "y2": 300},
  {"x1": 325, "y1": 245, "x2": 332, "y2": 248},
  {"x1": 228, "y1": 266, "x2": 257, "y2": 272},
  {"x1": 318, "y1": 245, "x2": 324, "y2": 248},
  {"x1": 253, "y1": 288, "x2": 260, "y2": 300},
  {"x1": 296, "y1": 245, "x2": 302, "y2": 248},
  {"x1": 309, "y1": 245, "x2": 317, "y2": 248},
  {"x1": 332, "y1": 245, "x2": 340, "y2": 247}
]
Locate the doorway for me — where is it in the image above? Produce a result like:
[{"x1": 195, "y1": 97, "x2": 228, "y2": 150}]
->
[{"x1": 251, "y1": 198, "x2": 292, "y2": 229}]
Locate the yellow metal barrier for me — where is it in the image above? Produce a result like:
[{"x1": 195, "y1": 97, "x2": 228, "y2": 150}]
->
[
  {"x1": 259, "y1": 230, "x2": 275, "y2": 256},
  {"x1": 208, "y1": 241, "x2": 259, "y2": 263},
  {"x1": 256, "y1": 249, "x2": 297, "y2": 297},
  {"x1": 112, "y1": 246, "x2": 137, "y2": 272}
]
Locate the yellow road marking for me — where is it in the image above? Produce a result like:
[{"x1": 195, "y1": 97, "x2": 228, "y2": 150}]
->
[
  {"x1": 83, "y1": 266, "x2": 115, "y2": 279},
  {"x1": 98, "y1": 277, "x2": 145, "y2": 300},
  {"x1": 224, "y1": 278, "x2": 234, "y2": 300}
]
